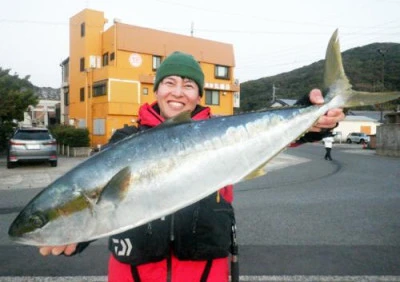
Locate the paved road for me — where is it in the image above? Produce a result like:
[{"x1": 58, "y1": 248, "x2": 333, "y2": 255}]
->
[
  {"x1": 235, "y1": 144, "x2": 400, "y2": 280},
  {"x1": 0, "y1": 143, "x2": 399, "y2": 282}
]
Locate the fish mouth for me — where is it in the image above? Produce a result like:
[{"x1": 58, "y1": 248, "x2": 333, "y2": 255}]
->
[
  {"x1": 8, "y1": 219, "x2": 46, "y2": 246},
  {"x1": 8, "y1": 209, "x2": 47, "y2": 238},
  {"x1": 8, "y1": 222, "x2": 19, "y2": 238},
  {"x1": 8, "y1": 217, "x2": 27, "y2": 239}
]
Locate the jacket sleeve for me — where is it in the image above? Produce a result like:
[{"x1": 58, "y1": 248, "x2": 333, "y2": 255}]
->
[
  {"x1": 65, "y1": 240, "x2": 94, "y2": 256},
  {"x1": 219, "y1": 185, "x2": 234, "y2": 203}
]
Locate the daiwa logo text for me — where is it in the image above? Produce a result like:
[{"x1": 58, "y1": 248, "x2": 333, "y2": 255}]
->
[{"x1": 112, "y1": 238, "x2": 132, "y2": 256}]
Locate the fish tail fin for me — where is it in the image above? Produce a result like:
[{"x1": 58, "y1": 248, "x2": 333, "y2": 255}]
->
[
  {"x1": 342, "y1": 90, "x2": 400, "y2": 108},
  {"x1": 323, "y1": 29, "x2": 400, "y2": 109},
  {"x1": 323, "y1": 29, "x2": 351, "y2": 91}
]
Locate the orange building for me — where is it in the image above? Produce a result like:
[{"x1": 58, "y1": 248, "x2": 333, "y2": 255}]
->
[{"x1": 61, "y1": 9, "x2": 240, "y2": 147}]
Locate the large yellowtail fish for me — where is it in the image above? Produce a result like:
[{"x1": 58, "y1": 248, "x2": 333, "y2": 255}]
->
[{"x1": 8, "y1": 30, "x2": 400, "y2": 246}]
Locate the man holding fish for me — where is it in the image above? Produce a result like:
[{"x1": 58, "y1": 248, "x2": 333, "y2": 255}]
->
[
  {"x1": 37, "y1": 51, "x2": 344, "y2": 282},
  {"x1": 11, "y1": 29, "x2": 399, "y2": 282}
]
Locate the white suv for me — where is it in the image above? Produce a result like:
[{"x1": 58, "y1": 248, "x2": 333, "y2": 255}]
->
[{"x1": 346, "y1": 132, "x2": 370, "y2": 144}]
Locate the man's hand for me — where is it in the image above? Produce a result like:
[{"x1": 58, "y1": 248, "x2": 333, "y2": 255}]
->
[
  {"x1": 39, "y1": 244, "x2": 77, "y2": 256},
  {"x1": 308, "y1": 89, "x2": 345, "y2": 132}
]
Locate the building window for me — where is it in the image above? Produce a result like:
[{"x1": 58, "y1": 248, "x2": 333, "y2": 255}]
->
[
  {"x1": 80, "y1": 87, "x2": 85, "y2": 102},
  {"x1": 80, "y1": 57, "x2": 85, "y2": 72},
  {"x1": 205, "y1": 90, "x2": 220, "y2": 105},
  {"x1": 153, "y1": 55, "x2": 162, "y2": 70},
  {"x1": 143, "y1": 87, "x2": 148, "y2": 95},
  {"x1": 215, "y1": 65, "x2": 229, "y2": 79},
  {"x1": 102, "y1": 52, "x2": 109, "y2": 66},
  {"x1": 93, "y1": 118, "x2": 106, "y2": 135},
  {"x1": 110, "y1": 52, "x2": 115, "y2": 61},
  {"x1": 78, "y1": 119, "x2": 86, "y2": 128},
  {"x1": 80, "y1": 22, "x2": 85, "y2": 37},
  {"x1": 93, "y1": 81, "x2": 107, "y2": 97}
]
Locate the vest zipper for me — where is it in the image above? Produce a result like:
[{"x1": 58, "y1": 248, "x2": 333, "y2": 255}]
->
[
  {"x1": 192, "y1": 207, "x2": 199, "y2": 234},
  {"x1": 168, "y1": 215, "x2": 174, "y2": 282},
  {"x1": 170, "y1": 214, "x2": 175, "y2": 241},
  {"x1": 167, "y1": 252, "x2": 172, "y2": 282},
  {"x1": 146, "y1": 223, "x2": 152, "y2": 235}
]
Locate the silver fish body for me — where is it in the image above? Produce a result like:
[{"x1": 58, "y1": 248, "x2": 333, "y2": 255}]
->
[{"x1": 8, "y1": 30, "x2": 400, "y2": 246}]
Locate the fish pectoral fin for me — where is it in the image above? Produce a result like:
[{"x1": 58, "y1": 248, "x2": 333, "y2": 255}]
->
[
  {"x1": 97, "y1": 166, "x2": 132, "y2": 203},
  {"x1": 82, "y1": 189, "x2": 101, "y2": 209},
  {"x1": 159, "y1": 111, "x2": 193, "y2": 128}
]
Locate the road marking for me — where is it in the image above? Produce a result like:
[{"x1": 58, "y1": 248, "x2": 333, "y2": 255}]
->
[
  {"x1": 266, "y1": 153, "x2": 310, "y2": 172},
  {"x1": 1, "y1": 276, "x2": 400, "y2": 282},
  {"x1": 343, "y1": 149, "x2": 376, "y2": 155}
]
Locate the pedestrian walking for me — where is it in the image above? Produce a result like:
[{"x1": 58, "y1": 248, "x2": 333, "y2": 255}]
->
[{"x1": 323, "y1": 135, "x2": 335, "y2": 160}]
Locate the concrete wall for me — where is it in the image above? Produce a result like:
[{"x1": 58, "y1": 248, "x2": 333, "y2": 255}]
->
[{"x1": 376, "y1": 124, "x2": 400, "y2": 157}]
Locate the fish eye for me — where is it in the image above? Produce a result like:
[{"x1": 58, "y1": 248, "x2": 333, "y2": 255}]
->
[{"x1": 29, "y1": 213, "x2": 47, "y2": 228}]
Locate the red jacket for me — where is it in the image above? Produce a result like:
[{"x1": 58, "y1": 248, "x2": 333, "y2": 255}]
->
[{"x1": 108, "y1": 102, "x2": 233, "y2": 282}]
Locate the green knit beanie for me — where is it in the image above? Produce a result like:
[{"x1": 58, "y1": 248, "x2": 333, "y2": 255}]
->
[{"x1": 154, "y1": 51, "x2": 204, "y2": 96}]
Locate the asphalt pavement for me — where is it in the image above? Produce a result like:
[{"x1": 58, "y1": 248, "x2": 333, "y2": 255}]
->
[
  {"x1": 0, "y1": 155, "x2": 87, "y2": 191},
  {"x1": 1, "y1": 143, "x2": 400, "y2": 282}
]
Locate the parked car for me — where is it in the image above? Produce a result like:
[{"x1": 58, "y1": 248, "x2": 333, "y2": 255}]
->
[
  {"x1": 346, "y1": 132, "x2": 370, "y2": 144},
  {"x1": 7, "y1": 127, "x2": 57, "y2": 169}
]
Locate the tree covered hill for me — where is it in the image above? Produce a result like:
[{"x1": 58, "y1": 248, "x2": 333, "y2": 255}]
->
[
  {"x1": 238, "y1": 42, "x2": 400, "y2": 112},
  {"x1": 34, "y1": 86, "x2": 60, "y2": 100}
]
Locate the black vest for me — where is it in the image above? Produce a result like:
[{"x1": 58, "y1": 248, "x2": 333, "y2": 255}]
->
[{"x1": 108, "y1": 192, "x2": 235, "y2": 266}]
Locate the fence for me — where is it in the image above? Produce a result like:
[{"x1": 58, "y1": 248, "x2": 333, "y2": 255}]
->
[{"x1": 57, "y1": 144, "x2": 92, "y2": 157}]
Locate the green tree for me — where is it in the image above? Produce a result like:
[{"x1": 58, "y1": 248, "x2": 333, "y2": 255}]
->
[{"x1": 0, "y1": 68, "x2": 38, "y2": 152}]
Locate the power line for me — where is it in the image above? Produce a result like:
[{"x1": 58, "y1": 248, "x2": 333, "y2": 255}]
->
[{"x1": 0, "y1": 19, "x2": 68, "y2": 26}]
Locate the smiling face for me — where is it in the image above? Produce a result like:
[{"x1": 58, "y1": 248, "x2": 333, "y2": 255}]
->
[{"x1": 155, "y1": 76, "x2": 201, "y2": 119}]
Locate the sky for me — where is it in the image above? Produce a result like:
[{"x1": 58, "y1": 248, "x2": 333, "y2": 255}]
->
[{"x1": 1, "y1": 0, "x2": 399, "y2": 88}]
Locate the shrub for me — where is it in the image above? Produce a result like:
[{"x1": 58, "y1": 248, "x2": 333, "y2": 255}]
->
[
  {"x1": 50, "y1": 125, "x2": 90, "y2": 147},
  {"x1": 0, "y1": 121, "x2": 16, "y2": 153}
]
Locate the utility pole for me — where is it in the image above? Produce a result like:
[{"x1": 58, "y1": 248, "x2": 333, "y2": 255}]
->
[
  {"x1": 377, "y1": 49, "x2": 387, "y2": 121},
  {"x1": 377, "y1": 48, "x2": 386, "y2": 90},
  {"x1": 272, "y1": 84, "x2": 279, "y2": 102},
  {"x1": 190, "y1": 22, "x2": 194, "y2": 37}
]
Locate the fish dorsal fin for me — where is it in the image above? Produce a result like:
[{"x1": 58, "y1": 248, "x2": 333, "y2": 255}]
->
[
  {"x1": 97, "y1": 166, "x2": 132, "y2": 203},
  {"x1": 160, "y1": 111, "x2": 193, "y2": 128},
  {"x1": 323, "y1": 29, "x2": 351, "y2": 90}
]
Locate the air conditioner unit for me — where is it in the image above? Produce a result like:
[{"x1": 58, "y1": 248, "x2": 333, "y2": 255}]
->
[
  {"x1": 89, "y1": 55, "x2": 102, "y2": 68},
  {"x1": 89, "y1": 56, "x2": 96, "y2": 68}
]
